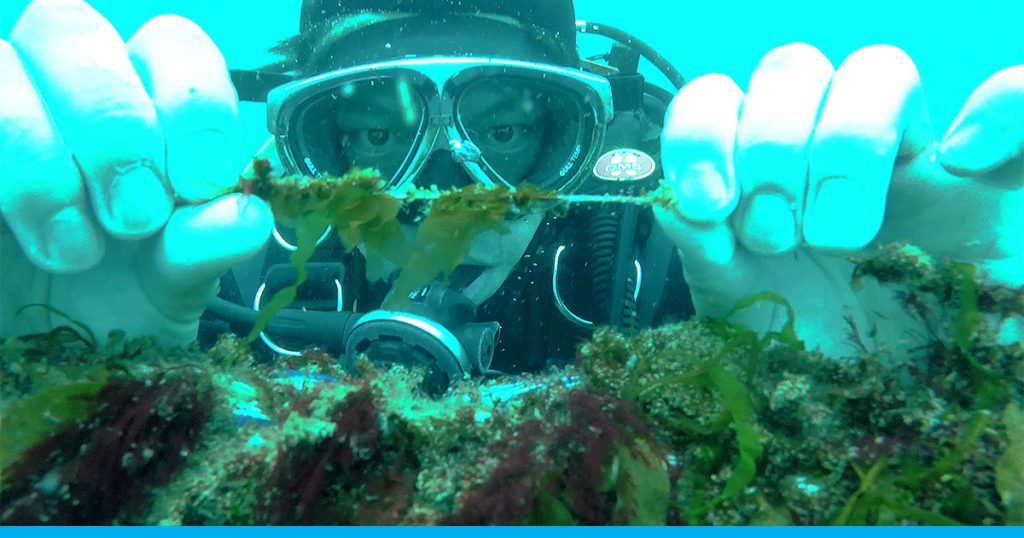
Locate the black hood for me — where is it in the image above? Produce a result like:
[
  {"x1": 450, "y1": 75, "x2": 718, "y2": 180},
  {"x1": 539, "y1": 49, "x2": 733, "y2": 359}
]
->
[{"x1": 299, "y1": 0, "x2": 579, "y2": 66}]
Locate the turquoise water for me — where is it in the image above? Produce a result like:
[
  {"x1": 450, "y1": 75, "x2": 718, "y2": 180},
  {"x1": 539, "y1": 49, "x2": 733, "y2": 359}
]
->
[
  {"x1": 2, "y1": 1, "x2": 1022, "y2": 525},
  {"x1": 3, "y1": 0, "x2": 1022, "y2": 168}
]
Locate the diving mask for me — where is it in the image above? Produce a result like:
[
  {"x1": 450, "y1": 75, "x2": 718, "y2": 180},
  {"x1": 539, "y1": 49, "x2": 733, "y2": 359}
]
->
[{"x1": 267, "y1": 56, "x2": 613, "y2": 194}]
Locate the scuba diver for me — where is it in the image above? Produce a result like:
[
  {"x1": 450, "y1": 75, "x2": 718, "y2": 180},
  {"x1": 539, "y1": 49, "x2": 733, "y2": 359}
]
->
[
  {"x1": 1, "y1": 0, "x2": 1021, "y2": 388},
  {"x1": 206, "y1": 0, "x2": 698, "y2": 378}
]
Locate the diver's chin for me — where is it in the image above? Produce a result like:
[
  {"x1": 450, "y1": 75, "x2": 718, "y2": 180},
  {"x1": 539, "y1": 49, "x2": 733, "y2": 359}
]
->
[
  {"x1": 372, "y1": 212, "x2": 542, "y2": 306},
  {"x1": 458, "y1": 212, "x2": 543, "y2": 305}
]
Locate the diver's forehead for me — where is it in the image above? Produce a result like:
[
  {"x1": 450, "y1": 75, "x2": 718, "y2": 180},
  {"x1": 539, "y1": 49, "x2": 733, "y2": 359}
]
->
[{"x1": 311, "y1": 15, "x2": 556, "y2": 73}]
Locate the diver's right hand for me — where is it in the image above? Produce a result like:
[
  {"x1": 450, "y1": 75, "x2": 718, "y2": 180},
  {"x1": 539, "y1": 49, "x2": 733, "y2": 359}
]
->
[{"x1": 0, "y1": 0, "x2": 273, "y2": 347}]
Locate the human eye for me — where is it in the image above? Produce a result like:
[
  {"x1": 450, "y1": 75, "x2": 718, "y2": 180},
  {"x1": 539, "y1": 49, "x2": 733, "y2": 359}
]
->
[
  {"x1": 483, "y1": 124, "x2": 533, "y2": 149},
  {"x1": 359, "y1": 128, "x2": 392, "y2": 147},
  {"x1": 342, "y1": 127, "x2": 403, "y2": 156}
]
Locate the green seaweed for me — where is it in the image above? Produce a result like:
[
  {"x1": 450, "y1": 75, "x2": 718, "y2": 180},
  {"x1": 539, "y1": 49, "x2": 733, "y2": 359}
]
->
[
  {"x1": 246, "y1": 211, "x2": 332, "y2": 343},
  {"x1": 949, "y1": 261, "x2": 981, "y2": 354},
  {"x1": 241, "y1": 160, "x2": 560, "y2": 331},
  {"x1": 706, "y1": 363, "x2": 762, "y2": 500},
  {"x1": 526, "y1": 490, "x2": 576, "y2": 525},
  {"x1": 721, "y1": 291, "x2": 803, "y2": 351},
  {"x1": 832, "y1": 411, "x2": 994, "y2": 525},
  {"x1": 611, "y1": 440, "x2": 671, "y2": 525},
  {"x1": 244, "y1": 161, "x2": 409, "y2": 340},
  {"x1": 383, "y1": 184, "x2": 555, "y2": 309},
  {"x1": 995, "y1": 404, "x2": 1024, "y2": 525},
  {"x1": 832, "y1": 458, "x2": 966, "y2": 526},
  {"x1": 901, "y1": 412, "x2": 991, "y2": 485},
  {"x1": 383, "y1": 185, "x2": 511, "y2": 309},
  {"x1": 0, "y1": 377, "x2": 107, "y2": 474},
  {"x1": 832, "y1": 458, "x2": 888, "y2": 525},
  {"x1": 14, "y1": 304, "x2": 97, "y2": 347},
  {"x1": 661, "y1": 360, "x2": 762, "y2": 523},
  {"x1": 831, "y1": 456, "x2": 970, "y2": 526}
]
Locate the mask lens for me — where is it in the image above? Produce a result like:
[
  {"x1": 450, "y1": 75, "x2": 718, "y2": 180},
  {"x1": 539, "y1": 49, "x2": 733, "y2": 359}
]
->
[
  {"x1": 457, "y1": 76, "x2": 593, "y2": 189},
  {"x1": 291, "y1": 75, "x2": 425, "y2": 180}
]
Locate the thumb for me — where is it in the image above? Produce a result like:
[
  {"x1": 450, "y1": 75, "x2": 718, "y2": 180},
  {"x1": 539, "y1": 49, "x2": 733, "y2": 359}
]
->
[
  {"x1": 938, "y1": 65, "x2": 1024, "y2": 183},
  {"x1": 140, "y1": 193, "x2": 273, "y2": 318}
]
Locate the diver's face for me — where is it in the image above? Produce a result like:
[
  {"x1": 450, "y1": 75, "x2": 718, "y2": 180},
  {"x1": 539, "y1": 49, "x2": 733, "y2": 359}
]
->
[
  {"x1": 333, "y1": 76, "x2": 548, "y2": 186},
  {"x1": 315, "y1": 17, "x2": 558, "y2": 304}
]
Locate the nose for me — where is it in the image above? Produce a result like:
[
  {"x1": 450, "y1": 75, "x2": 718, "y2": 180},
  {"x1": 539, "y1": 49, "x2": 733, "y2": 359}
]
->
[{"x1": 415, "y1": 149, "x2": 476, "y2": 190}]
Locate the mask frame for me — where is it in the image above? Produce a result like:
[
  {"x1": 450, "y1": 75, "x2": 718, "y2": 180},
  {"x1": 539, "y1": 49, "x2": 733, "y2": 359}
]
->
[{"x1": 266, "y1": 56, "x2": 614, "y2": 194}]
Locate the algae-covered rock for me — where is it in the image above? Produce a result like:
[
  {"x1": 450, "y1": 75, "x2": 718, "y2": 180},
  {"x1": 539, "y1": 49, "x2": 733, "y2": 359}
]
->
[{"x1": 1, "y1": 242, "x2": 1021, "y2": 525}]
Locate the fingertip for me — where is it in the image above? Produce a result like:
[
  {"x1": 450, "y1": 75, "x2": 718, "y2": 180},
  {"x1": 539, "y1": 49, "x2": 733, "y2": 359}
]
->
[
  {"x1": 735, "y1": 43, "x2": 834, "y2": 254},
  {"x1": 132, "y1": 14, "x2": 211, "y2": 44},
  {"x1": 938, "y1": 120, "x2": 1022, "y2": 178},
  {"x1": 937, "y1": 65, "x2": 1024, "y2": 178},
  {"x1": 664, "y1": 161, "x2": 739, "y2": 222},
  {"x1": 736, "y1": 193, "x2": 798, "y2": 255},
  {"x1": 13, "y1": 0, "x2": 103, "y2": 36},
  {"x1": 666, "y1": 73, "x2": 743, "y2": 121},
  {"x1": 95, "y1": 162, "x2": 174, "y2": 239},
  {"x1": 10, "y1": 205, "x2": 105, "y2": 274},
  {"x1": 39, "y1": 206, "x2": 105, "y2": 272},
  {"x1": 805, "y1": 46, "x2": 930, "y2": 251},
  {"x1": 662, "y1": 74, "x2": 743, "y2": 223},
  {"x1": 802, "y1": 175, "x2": 881, "y2": 251},
  {"x1": 755, "y1": 42, "x2": 832, "y2": 74}
]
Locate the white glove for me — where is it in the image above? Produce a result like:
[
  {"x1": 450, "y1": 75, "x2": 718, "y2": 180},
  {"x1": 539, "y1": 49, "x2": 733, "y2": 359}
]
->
[
  {"x1": 0, "y1": 0, "x2": 273, "y2": 347},
  {"x1": 654, "y1": 43, "x2": 1022, "y2": 357}
]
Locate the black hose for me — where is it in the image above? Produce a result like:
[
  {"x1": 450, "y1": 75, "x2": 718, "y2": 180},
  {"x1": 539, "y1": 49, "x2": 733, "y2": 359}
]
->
[
  {"x1": 576, "y1": 20, "x2": 686, "y2": 90},
  {"x1": 206, "y1": 297, "x2": 358, "y2": 354},
  {"x1": 587, "y1": 210, "x2": 621, "y2": 325},
  {"x1": 229, "y1": 69, "x2": 296, "y2": 103}
]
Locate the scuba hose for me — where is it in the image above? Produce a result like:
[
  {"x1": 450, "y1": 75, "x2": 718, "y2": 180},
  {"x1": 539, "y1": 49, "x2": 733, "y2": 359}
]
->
[
  {"x1": 550, "y1": 19, "x2": 679, "y2": 335},
  {"x1": 576, "y1": 20, "x2": 686, "y2": 90},
  {"x1": 585, "y1": 208, "x2": 640, "y2": 334},
  {"x1": 206, "y1": 277, "x2": 502, "y2": 395}
]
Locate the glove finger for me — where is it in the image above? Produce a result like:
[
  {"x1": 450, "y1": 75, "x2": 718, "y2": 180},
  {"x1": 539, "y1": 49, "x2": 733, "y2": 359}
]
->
[
  {"x1": 139, "y1": 194, "x2": 273, "y2": 319},
  {"x1": 734, "y1": 43, "x2": 834, "y2": 255},
  {"x1": 805, "y1": 45, "x2": 934, "y2": 251},
  {"x1": 0, "y1": 38, "x2": 104, "y2": 272},
  {"x1": 938, "y1": 65, "x2": 1024, "y2": 182},
  {"x1": 656, "y1": 74, "x2": 746, "y2": 305},
  {"x1": 128, "y1": 15, "x2": 242, "y2": 203},
  {"x1": 660, "y1": 73, "x2": 743, "y2": 223},
  {"x1": 10, "y1": 0, "x2": 172, "y2": 239}
]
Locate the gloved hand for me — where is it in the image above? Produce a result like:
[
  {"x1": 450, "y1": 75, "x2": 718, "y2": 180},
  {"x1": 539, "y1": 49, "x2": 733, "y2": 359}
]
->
[
  {"x1": 654, "y1": 43, "x2": 1022, "y2": 357},
  {"x1": 0, "y1": 0, "x2": 273, "y2": 347}
]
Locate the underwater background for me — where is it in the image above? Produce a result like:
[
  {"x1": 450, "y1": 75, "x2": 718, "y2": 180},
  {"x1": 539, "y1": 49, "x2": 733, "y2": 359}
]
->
[
  {"x1": 3, "y1": 0, "x2": 1022, "y2": 172},
  {"x1": 2, "y1": 0, "x2": 1024, "y2": 526}
]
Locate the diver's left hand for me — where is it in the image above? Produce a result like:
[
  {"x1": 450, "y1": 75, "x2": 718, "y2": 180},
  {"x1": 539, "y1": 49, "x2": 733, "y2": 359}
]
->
[
  {"x1": 0, "y1": 0, "x2": 273, "y2": 348},
  {"x1": 654, "y1": 43, "x2": 1023, "y2": 357}
]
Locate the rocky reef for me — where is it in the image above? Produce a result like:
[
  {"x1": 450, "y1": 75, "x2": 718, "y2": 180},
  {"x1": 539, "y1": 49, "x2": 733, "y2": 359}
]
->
[{"x1": 1, "y1": 241, "x2": 1020, "y2": 525}]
